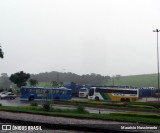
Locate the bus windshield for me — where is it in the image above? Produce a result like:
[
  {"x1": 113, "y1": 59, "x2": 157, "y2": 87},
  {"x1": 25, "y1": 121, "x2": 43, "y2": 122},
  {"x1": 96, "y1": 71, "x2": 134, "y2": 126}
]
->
[{"x1": 79, "y1": 88, "x2": 87, "y2": 92}]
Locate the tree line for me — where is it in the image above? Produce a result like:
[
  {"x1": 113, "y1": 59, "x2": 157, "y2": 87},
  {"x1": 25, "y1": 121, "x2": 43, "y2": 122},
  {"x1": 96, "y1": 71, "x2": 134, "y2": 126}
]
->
[
  {"x1": 30, "y1": 71, "x2": 111, "y2": 85},
  {"x1": 0, "y1": 71, "x2": 111, "y2": 91}
]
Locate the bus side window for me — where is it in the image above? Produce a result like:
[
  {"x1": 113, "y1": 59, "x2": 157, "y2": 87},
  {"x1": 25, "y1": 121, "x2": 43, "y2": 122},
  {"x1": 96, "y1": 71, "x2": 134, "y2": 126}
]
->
[
  {"x1": 24, "y1": 89, "x2": 29, "y2": 93},
  {"x1": 36, "y1": 89, "x2": 42, "y2": 94},
  {"x1": 61, "y1": 90, "x2": 64, "y2": 94},
  {"x1": 46, "y1": 90, "x2": 49, "y2": 94},
  {"x1": 63, "y1": 90, "x2": 67, "y2": 94},
  {"x1": 59, "y1": 90, "x2": 62, "y2": 94},
  {"x1": 132, "y1": 90, "x2": 136, "y2": 94},
  {"x1": 48, "y1": 90, "x2": 52, "y2": 94},
  {"x1": 95, "y1": 88, "x2": 100, "y2": 92},
  {"x1": 67, "y1": 90, "x2": 71, "y2": 95},
  {"x1": 55, "y1": 90, "x2": 59, "y2": 94},
  {"x1": 52, "y1": 90, "x2": 55, "y2": 94},
  {"x1": 30, "y1": 89, "x2": 36, "y2": 93},
  {"x1": 133, "y1": 90, "x2": 137, "y2": 94},
  {"x1": 42, "y1": 90, "x2": 46, "y2": 94}
]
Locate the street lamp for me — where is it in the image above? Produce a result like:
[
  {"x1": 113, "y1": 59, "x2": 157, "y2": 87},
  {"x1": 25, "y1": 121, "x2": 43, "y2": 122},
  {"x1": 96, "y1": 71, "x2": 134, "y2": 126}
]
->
[{"x1": 153, "y1": 29, "x2": 160, "y2": 99}]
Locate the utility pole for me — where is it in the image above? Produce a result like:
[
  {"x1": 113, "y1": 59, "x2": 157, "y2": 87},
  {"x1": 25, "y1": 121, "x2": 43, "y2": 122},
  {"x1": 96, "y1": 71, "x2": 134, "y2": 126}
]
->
[
  {"x1": 112, "y1": 76, "x2": 115, "y2": 86},
  {"x1": 153, "y1": 29, "x2": 160, "y2": 101},
  {"x1": 57, "y1": 72, "x2": 59, "y2": 83}
]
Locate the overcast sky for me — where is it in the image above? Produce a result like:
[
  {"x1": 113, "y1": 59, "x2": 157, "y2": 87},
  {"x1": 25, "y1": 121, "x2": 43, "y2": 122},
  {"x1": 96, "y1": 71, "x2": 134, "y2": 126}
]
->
[{"x1": 0, "y1": 0, "x2": 160, "y2": 76}]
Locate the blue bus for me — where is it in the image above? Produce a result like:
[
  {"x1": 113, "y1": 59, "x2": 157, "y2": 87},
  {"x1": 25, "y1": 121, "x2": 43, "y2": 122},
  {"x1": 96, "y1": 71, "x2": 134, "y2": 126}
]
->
[{"x1": 20, "y1": 86, "x2": 72, "y2": 101}]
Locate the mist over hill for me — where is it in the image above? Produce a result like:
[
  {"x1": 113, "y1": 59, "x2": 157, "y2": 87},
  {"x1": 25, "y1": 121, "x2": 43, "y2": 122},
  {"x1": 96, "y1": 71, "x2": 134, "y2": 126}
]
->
[{"x1": 30, "y1": 71, "x2": 111, "y2": 85}]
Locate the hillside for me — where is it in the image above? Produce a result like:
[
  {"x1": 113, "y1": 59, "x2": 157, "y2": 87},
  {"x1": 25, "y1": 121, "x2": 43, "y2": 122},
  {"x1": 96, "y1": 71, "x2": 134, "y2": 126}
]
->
[
  {"x1": 32, "y1": 73, "x2": 159, "y2": 88},
  {"x1": 30, "y1": 71, "x2": 110, "y2": 85},
  {"x1": 107, "y1": 73, "x2": 158, "y2": 88},
  {"x1": 0, "y1": 72, "x2": 159, "y2": 89}
]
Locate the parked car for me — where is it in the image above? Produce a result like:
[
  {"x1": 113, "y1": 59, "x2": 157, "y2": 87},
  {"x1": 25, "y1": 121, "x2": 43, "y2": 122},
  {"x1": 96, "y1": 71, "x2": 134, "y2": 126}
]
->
[
  {"x1": 0, "y1": 92, "x2": 17, "y2": 99},
  {"x1": 0, "y1": 91, "x2": 8, "y2": 97}
]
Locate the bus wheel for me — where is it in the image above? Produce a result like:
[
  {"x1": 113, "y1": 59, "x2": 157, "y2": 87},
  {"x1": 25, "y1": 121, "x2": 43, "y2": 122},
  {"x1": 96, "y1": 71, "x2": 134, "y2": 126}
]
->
[
  {"x1": 120, "y1": 98, "x2": 125, "y2": 102},
  {"x1": 95, "y1": 97, "x2": 99, "y2": 101},
  {"x1": 29, "y1": 96, "x2": 34, "y2": 101},
  {"x1": 126, "y1": 98, "x2": 130, "y2": 102}
]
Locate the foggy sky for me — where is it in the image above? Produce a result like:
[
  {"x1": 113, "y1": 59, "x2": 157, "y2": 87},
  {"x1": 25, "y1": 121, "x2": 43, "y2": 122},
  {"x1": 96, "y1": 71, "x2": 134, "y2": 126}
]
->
[{"x1": 0, "y1": 0, "x2": 160, "y2": 76}]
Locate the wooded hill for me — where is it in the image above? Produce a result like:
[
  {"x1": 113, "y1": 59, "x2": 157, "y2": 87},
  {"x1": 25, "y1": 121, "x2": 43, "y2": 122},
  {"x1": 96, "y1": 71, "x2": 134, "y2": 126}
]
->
[
  {"x1": 0, "y1": 71, "x2": 158, "y2": 90},
  {"x1": 30, "y1": 71, "x2": 111, "y2": 85}
]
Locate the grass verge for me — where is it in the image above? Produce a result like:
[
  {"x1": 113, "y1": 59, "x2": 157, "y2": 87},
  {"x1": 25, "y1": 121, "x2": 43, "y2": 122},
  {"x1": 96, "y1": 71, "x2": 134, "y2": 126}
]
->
[
  {"x1": 53, "y1": 100, "x2": 160, "y2": 112},
  {"x1": 0, "y1": 105, "x2": 160, "y2": 125}
]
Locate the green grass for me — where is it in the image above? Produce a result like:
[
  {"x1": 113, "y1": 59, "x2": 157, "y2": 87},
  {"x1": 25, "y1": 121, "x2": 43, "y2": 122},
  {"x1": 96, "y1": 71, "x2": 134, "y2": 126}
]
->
[
  {"x1": 0, "y1": 105, "x2": 160, "y2": 124},
  {"x1": 107, "y1": 73, "x2": 158, "y2": 88},
  {"x1": 0, "y1": 105, "x2": 89, "y2": 114},
  {"x1": 54, "y1": 99, "x2": 160, "y2": 111}
]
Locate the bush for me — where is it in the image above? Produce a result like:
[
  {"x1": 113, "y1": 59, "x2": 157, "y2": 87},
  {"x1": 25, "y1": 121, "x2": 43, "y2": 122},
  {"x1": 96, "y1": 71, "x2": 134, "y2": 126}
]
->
[
  {"x1": 30, "y1": 102, "x2": 38, "y2": 106},
  {"x1": 43, "y1": 102, "x2": 51, "y2": 111},
  {"x1": 0, "y1": 103, "x2": 2, "y2": 106},
  {"x1": 77, "y1": 106, "x2": 85, "y2": 113}
]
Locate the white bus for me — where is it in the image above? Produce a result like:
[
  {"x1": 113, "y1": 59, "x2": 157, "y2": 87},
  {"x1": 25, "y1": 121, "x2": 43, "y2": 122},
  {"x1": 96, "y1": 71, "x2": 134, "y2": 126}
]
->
[{"x1": 88, "y1": 87, "x2": 139, "y2": 102}]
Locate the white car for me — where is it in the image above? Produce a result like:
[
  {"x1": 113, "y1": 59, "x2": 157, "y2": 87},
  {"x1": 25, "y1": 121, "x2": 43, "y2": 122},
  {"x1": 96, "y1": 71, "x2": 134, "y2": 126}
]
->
[
  {"x1": 0, "y1": 92, "x2": 17, "y2": 99},
  {"x1": 0, "y1": 91, "x2": 8, "y2": 97}
]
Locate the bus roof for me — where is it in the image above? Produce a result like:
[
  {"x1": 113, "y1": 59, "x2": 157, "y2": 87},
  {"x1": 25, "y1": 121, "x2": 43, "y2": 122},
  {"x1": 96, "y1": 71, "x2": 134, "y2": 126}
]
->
[{"x1": 91, "y1": 87, "x2": 138, "y2": 90}]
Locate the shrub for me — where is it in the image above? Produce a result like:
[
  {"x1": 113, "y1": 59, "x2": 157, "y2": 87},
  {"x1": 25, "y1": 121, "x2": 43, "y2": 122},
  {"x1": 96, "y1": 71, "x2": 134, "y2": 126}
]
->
[
  {"x1": 43, "y1": 101, "x2": 51, "y2": 111},
  {"x1": 76, "y1": 106, "x2": 89, "y2": 113},
  {"x1": 0, "y1": 103, "x2": 2, "y2": 106},
  {"x1": 77, "y1": 106, "x2": 85, "y2": 113},
  {"x1": 30, "y1": 102, "x2": 38, "y2": 106}
]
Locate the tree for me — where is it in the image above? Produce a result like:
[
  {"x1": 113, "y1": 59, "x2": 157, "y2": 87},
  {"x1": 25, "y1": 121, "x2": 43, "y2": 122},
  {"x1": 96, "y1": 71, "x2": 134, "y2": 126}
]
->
[
  {"x1": 51, "y1": 81, "x2": 58, "y2": 87},
  {"x1": 29, "y1": 79, "x2": 38, "y2": 86},
  {"x1": 70, "y1": 82, "x2": 76, "y2": 85},
  {"x1": 0, "y1": 76, "x2": 11, "y2": 90},
  {"x1": 0, "y1": 45, "x2": 4, "y2": 58},
  {"x1": 9, "y1": 71, "x2": 30, "y2": 88},
  {"x1": 1, "y1": 73, "x2": 8, "y2": 77},
  {"x1": 0, "y1": 73, "x2": 11, "y2": 90},
  {"x1": 58, "y1": 82, "x2": 64, "y2": 87}
]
